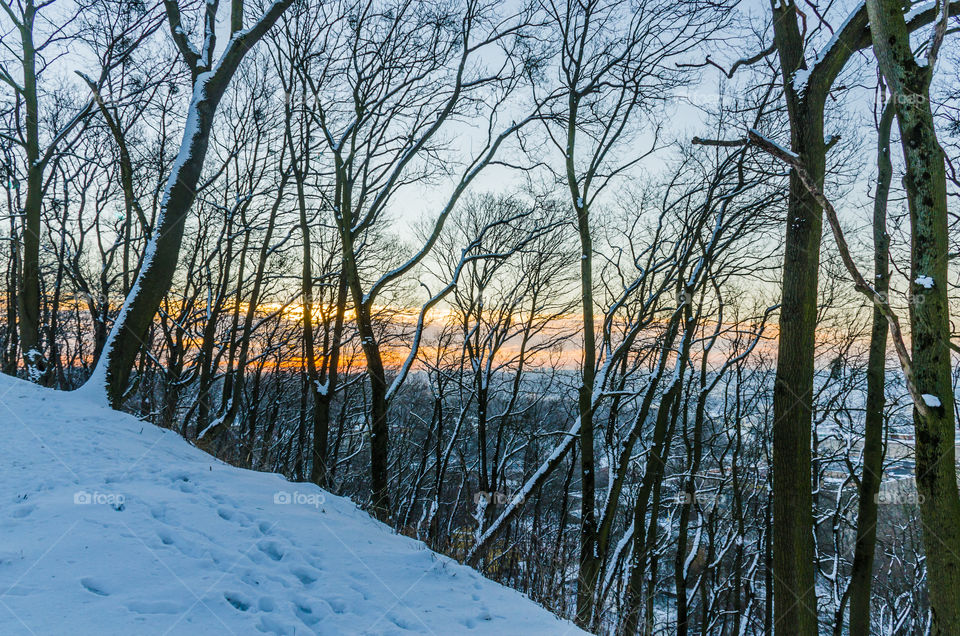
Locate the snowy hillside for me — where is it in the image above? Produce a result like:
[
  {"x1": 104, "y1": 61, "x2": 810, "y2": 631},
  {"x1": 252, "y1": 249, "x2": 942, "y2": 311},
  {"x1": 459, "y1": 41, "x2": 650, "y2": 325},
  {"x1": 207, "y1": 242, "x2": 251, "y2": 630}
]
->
[{"x1": 0, "y1": 374, "x2": 585, "y2": 635}]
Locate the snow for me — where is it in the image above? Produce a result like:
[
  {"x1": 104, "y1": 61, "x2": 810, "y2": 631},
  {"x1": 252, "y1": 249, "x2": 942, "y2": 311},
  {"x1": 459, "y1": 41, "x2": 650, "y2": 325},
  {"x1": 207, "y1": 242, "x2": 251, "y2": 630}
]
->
[
  {"x1": 792, "y1": 67, "x2": 811, "y2": 93},
  {"x1": 904, "y1": 1, "x2": 936, "y2": 22},
  {"x1": 789, "y1": 3, "x2": 866, "y2": 94},
  {"x1": 814, "y1": 4, "x2": 863, "y2": 65},
  {"x1": 0, "y1": 373, "x2": 585, "y2": 635},
  {"x1": 748, "y1": 128, "x2": 799, "y2": 160},
  {"x1": 915, "y1": 275, "x2": 934, "y2": 288},
  {"x1": 922, "y1": 393, "x2": 942, "y2": 408},
  {"x1": 23, "y1": 350, "x2": 43, "y2": 383}
]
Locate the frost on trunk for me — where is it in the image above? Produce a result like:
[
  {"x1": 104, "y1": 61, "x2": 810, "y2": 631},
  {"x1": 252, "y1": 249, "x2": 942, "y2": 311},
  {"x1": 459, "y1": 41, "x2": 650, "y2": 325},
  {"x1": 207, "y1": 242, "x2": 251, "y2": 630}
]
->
[{"x1": 78, "y1": 0, "x2": 293, "y2": 407}]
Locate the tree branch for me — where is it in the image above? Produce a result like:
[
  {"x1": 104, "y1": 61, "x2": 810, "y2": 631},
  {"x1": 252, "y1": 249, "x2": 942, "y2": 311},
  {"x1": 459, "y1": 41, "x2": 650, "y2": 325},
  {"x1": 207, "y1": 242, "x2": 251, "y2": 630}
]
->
[{"x1": 746, "y1": 127, "x2": 931, "y2": 418}]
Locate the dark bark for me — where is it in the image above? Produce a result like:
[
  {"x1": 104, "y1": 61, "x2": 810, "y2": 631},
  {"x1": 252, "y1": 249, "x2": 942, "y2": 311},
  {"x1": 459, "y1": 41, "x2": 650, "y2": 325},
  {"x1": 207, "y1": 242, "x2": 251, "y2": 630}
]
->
[
  {"x1": 761, "y1": 4, "x2": 960, "y2": 631},
  {"x1": 768, "y1": 4, "x2": 833, "y2": 630},
  {"x1": 847, "y1": 100, "x2": 893, "y2": 635},
  {"x1": 340, "y1": 224, "x2": 391, "y2": 519},
  {"x1": 865, "y1": 2, "x2": 960, "y2": 631},
  {"x1": 17, "y1": 1, "x2": 44, "y2": 380}
]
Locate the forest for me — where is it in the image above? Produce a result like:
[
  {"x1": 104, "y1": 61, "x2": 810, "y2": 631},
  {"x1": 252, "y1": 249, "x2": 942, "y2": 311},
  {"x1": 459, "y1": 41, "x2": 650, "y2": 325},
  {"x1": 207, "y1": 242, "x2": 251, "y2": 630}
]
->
[{"x1": 1, "y1": 0, "x2": 959, "y2": 633}]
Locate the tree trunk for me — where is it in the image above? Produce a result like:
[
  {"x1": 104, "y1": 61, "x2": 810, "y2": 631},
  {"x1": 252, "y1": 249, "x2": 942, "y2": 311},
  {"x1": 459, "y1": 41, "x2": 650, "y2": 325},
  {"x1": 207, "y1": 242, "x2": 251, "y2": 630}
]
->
[
  {"x1": 340, "y1": 225, "x2": 391, "y2": 519},
  {"x1": 88, "y1": 76, "x2": 222, "y2": 406},
  {"x1": 865, "y1": 3, "x2": 960, "y2": 631},
  {"x1": 623, "y1": 337, "x2": 689, "y2": 634},
  {"x1": 81, "y1": 0, "x2": 292, "y2": 406},
  {"x1": 676, "y1": 359, "x2": 710, "y2": 636},
  {"x1": 769, "y1": 4, "x2": 826, "y2": 630},
  {"x1": 4, "y1": 180, "x2": 19, "y2": 374},
  {"x1": 847, "y1": 100, "x2": 893, "y2": 635},
  {"x1": 18, "y1": 2, "x2": 45, "y2": 381},
  {"x1": 199, "y1": 173, "x2": 286, "y2": 454},
  {"x1": 567, "y1": 97, "x2": 600, "y2": 629}
]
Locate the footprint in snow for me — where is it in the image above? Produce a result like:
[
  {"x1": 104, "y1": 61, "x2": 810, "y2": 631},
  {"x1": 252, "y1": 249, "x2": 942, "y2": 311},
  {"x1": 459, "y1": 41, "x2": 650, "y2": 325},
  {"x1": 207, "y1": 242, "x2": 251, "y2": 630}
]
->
[
  {"x1": 224, "y1": 591, "x2": 252, "y2": 612},
  {"x1": 157, "y1": 529, "x2": 176, "y2": 546},
  {"x1": 257, "y1": 540, "x2": 284, "y2": 561},
  {"x1": 80, "y1": 577, "x2": 111, "y2": 597},
  {"x1": 149, "y1": 506, "x2": 166, "y2": 522},
  {"x1": 294, "y1": 601, "x2": 322, "y2": 626},
  {"x1": 11, "y1": 504, "x2": 35, "y2": 518},
  {"x1": 164, "y1": 470, "x2": 192, "y2": 483},
  {"x1": 289, "y1": 565, "x2": 319, "y2": 585},
  {"x1": 388, "y1": 612, "x2": 414, "y2": 629},
  {"x1": 240, "y1": 570, "x2": 263, "y2": 588}
]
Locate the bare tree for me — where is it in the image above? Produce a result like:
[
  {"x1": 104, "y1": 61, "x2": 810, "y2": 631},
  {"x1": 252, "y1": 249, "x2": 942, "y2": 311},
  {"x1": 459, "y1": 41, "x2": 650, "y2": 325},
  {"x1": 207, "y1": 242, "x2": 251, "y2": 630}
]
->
[
  {"x1": 0, "y1": 0, "x2": 161, "y2": 380},
  {"x1": 83, "y1": 0, "x2": 293, "y2": 405},
  {"x1": 290, "y1": 0, "x2": 537, "y2": 517}
]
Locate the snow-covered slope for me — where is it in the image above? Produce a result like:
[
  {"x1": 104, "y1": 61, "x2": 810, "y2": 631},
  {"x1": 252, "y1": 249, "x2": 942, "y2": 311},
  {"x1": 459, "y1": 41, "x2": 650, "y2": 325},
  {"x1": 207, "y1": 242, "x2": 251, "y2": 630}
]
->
[{"x1": 0, "y1": 374, "x2": 585, "y2": 635}]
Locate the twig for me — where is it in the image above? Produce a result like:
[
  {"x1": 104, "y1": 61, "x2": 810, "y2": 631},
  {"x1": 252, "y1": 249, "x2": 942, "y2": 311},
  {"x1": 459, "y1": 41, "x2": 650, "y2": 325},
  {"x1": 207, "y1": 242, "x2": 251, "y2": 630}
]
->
[{"x1": 676, "y1": 44, "x2": 776, "y2": 78}]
